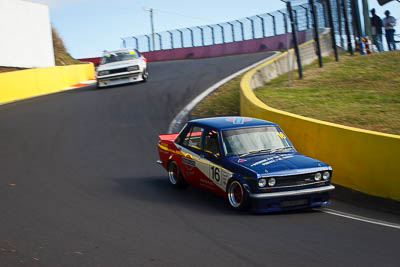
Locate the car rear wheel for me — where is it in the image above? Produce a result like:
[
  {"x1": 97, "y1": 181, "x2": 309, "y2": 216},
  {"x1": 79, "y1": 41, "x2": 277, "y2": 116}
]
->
[
  {"x1": 167, "y1": 161, "x2": 188, "y2": 189},
  {"x1": 227, "y1": 180, "x2": 250, "y2": 210}
]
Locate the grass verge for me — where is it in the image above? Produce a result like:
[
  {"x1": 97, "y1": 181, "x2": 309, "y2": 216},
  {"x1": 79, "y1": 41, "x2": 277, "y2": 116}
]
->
[
  {"x1": 192, "y1": 51, "x2": 400, "y2": 136},
  {"x1": 255, "y1": 51, "x2": 400, "y2": 135},
  {"x1": 191, "y1": 74, "x2": 242, "y2": 117}
]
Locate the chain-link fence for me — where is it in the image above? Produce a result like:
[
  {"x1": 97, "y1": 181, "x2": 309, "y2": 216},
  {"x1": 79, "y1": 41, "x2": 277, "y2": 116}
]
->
[
  {"x1": 121, "y1": 1, "x2": 330, "y2": 52},
  {"x1": 121, "y1": 0, "x2": 360, "y2": 79}
]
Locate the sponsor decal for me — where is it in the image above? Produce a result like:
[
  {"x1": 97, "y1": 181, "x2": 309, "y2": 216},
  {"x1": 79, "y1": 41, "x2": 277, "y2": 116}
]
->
[
  {"x1": 250, "y1": 155, "x2": 294, "y2": 167},
  {"x1": 251, "y1": 158, "x2": 270, "y2": 167},
  {"x1": 182, "y1": 157, "x2": 196, "y2": 167},
  {"x1": 226, "y1": 117, "x2": 252, "y2": 125},
  {"x1": 262, "y1": 155, "x2": 294, "y2": 166},
  {"x1": 222, "y1": 171, "x2": 230, "y2": 185},
  {"x1": 238, "y1": 158, "x2": 247, "y2": 163},
  {"x1": 277, "y1": 132, "x2": 287, "y2": 139}
]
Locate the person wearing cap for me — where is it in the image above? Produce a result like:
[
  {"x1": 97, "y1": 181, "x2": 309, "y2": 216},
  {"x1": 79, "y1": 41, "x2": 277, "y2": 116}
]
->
[
  {"x1": 382, "y1": 10, "x2": 397, "y2": 51},
  {"x1": 370, "y1": 8, "x2": 384, "y2": 52}
]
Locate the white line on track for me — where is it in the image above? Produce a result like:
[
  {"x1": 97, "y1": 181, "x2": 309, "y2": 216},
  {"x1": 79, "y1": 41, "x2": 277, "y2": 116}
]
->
[
  {"x1": 167, "y1": 52, "x2": 280, "y2": 133},
  {"x1": 315, "y1": 207, "x2": 400, "y2": 230}
]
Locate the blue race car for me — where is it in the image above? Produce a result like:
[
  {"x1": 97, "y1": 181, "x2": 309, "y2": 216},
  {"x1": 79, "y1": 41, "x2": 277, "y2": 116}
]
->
[{"x1": 157, "y1": 117, "x2": 334, "y2": 213}]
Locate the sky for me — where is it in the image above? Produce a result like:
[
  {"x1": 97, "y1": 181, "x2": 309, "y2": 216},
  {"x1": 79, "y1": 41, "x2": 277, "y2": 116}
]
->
[{"x1": 27, "y1": 0, "x2": 400, "y2": 59}]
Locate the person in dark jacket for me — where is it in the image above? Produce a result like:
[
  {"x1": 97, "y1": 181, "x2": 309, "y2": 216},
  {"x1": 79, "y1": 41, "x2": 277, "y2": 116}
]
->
[{"x1": 370, "y1": 8, "x2": 383, "y2": 52}]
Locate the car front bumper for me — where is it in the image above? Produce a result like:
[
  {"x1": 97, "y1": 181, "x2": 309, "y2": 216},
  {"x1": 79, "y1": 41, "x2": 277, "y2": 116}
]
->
[
  {"x1": 249, "y1": 185, "x2": 335, "y2": 213},
  {"x1": 97, "y1": 71, "x2": 142, "y2": 87}
]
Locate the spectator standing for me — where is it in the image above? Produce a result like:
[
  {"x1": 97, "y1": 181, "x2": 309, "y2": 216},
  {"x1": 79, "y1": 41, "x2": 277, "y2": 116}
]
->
[
  {"x1": 382, "y1": 10, "x2": 397, "y2": 51},
  {"x1": 370, "y1": 9, "x2": 383, "y2": 52}
]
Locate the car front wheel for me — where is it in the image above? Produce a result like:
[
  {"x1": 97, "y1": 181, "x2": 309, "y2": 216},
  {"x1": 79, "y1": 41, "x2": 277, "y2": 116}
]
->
[
  {"x1": 227, "y1": 180, "x2": 250, "y2": 210},
  {"x1": 142, "y1": 69, "x2": 149, "y2": 82}
]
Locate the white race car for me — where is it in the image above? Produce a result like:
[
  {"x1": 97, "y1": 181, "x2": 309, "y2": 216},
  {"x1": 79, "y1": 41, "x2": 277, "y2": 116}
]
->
[{"x1": 96, "y1": 49, "x2": 148, "y2": 88}]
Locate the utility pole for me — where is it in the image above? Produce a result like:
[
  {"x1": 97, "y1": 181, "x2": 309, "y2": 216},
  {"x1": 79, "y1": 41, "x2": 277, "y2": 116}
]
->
[{"x1": 144, "y1": 8, "x2": 155, "y2": 51}]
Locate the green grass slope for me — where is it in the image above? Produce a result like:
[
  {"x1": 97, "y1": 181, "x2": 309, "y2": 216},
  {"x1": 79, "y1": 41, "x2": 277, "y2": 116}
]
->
[
  {"x1": 193, "y1": 51, "x2": 400, "y2": 135},
  {"x1": 255, "y1": 51, "x2": 400, "y2": 135}
]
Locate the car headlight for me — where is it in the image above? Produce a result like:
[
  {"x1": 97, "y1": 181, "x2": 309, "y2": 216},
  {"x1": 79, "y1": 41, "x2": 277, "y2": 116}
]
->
[
  {"x1": 98, "y1": 70, "x2": 109, "y2": 76},
  {"x1": 322, "y1": 171, "x2": 330, "y2": 180},
  {"x1": 268, "y1": 177, "x2": 276, "y2": 187},
  {"x1": 258, "y1": 178, "x2": 267, "y2": 188},
  {"x1": 314, "y1": 172, "x2": 322, "y2": 181},
  {"x1": 127, "y1": 65, "x2": 139, "y2": 71}
]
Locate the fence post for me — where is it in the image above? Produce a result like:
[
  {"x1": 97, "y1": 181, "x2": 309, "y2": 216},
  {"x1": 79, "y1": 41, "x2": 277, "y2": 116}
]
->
[
  {"x1": 336, "y1": 0, "x2": 345, "y2": 48},
  {"x1": 207, "y1": 25, "x2": 215, "y2": 44},
  {"x1": 351, "y1": 0, "x2": 363, "y2": 40},
  {"x1": 217, "y1": 24, "x2": 225, "y2": 43},
  {"x1": 167, "y1": 31, "x2": 173, "y2": 49},
  {"x1": 132, "y1": 36, "x2": 139, "y2": 50},
  {"x1": 246, "y1": 17, "x2": 255, "y2": 39},
  {"x1": 145, "y1": 35, "x2": 151, "y2": 51},
  {"x1": 293, "y1": 9, "x2": 298, "y2": 30},
  {"x1": 310, "y1": 0, "x2": 323, "y2": 67},
  {"x1": 267, "y1": 13, "x2": 277, "y2": 35},
  {"x1": 323, "y1": 1, "x2": 330, "y2": 27},
  {"x1": 287, "y1": 1, "x2": 303, "y2": 79},
  {"x1": 256, "y1": 15, "x2": 265, "y2": 37},
  {"x1": 326, "y1": 0, "x2": 339, "y2": 61},
  {"x1": 177, "y1": 29, "x2": 184, "y2": 48},
  {"x1": 227, "y1": 22, "x2": 235, "y2": 41},
  {"x1": 156, "y1": 33, "x2": 162, "y2": 50},
  {"x1": 342, "y1": 0, "x2": 354, "y2": 55},
  {"x1": 187, "y1": 28, "x2": 194, "y2": 47},
  {"x1": 197, "y1": 26, "x2": 205, "y2": 46},
  {"x1": 236, "y1": 20, "x2": 245, "y2": 41},
  {"x1": 301, "y1": 6, "x2": 310, "y2": 29},
  {"x1": 278, "y1": 10, "x2": 288, "y2": 33}
]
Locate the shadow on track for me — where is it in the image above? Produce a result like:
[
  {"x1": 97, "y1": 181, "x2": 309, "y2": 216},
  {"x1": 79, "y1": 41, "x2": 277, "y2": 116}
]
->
[{"x1": 112, "y1": 176, "x2": 320, "y2": 217}]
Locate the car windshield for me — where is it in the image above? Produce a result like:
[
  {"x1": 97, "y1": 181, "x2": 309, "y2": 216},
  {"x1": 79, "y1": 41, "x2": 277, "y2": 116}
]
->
[
  {"x1": 222, "y1": 126, "x2": 292, "y2": 156},
  {"x1": 100, "y1": 51, "x2": 138, "y2": 64}
]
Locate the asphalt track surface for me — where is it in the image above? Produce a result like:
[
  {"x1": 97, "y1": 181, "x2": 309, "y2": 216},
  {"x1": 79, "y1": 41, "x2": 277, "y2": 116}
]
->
[{"x1": 1, "y1": 52, "x2": 399, "y2": 267}]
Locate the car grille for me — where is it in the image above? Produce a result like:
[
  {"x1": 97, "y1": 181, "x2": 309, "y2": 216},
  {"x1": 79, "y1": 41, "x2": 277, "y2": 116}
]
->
[
  {"x1": 109, "y1": 67, "x2": 128, "y2": 74},
  {"x1": 275, "y1": 173, "x2": 315, "y2": 187}
]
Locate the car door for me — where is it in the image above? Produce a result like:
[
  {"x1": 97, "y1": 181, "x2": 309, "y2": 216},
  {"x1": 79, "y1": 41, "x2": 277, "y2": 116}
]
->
[
  {"x1": 198, "y1": 128, "x2": 232, "y2": 195},
  {"x1": 176, "y1": 125, "x2": 231, "y2": 195},
  {"x1": 176, "y1": 125, "x2": 207, "y2": 186}
]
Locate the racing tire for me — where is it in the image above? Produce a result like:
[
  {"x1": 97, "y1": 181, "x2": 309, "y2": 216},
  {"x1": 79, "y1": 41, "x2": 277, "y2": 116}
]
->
[
  {"x1": 142, "y1": 69, "x2": 149, "y2": 82},
  {"x1": 96, "y1": 81, "x2": 106, "y2": 89},
  {"x1": 227, "y1": 180, "x2": 250, "y2": 211},
  {"x1": 167, "y1": 161, "x2": 188, "y2": 189}
]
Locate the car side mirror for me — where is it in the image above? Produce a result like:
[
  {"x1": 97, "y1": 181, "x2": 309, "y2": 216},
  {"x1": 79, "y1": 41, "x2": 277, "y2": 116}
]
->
[{"x1": 211, "y1": 153, "x2": 221, "y2": 160}]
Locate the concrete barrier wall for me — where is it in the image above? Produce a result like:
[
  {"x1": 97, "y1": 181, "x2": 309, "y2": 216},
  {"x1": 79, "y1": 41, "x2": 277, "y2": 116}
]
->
[
  {"x1": 240, "y1": 34, "x2": 400, "y2": 201},
  {"x1": 80, "y1": 31, "x2": 309, "y2": 64},
  {"x1": 0, "y1": 64, "x2": 95, "y2": 104}
]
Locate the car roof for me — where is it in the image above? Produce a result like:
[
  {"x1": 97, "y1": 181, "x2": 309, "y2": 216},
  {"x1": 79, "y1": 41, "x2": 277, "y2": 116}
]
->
[
  {"x1": 189, "y1": 116, "x2": 277, "y2": 130},
  {"x1": 102, "y1": 48, "x2": 139, "y2": 55}
]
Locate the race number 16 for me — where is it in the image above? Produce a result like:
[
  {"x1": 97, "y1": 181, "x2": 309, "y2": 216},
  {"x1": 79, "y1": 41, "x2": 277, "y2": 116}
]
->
[{"x1": 210, "y1": 166, "x2": 220, "y2": 183}]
